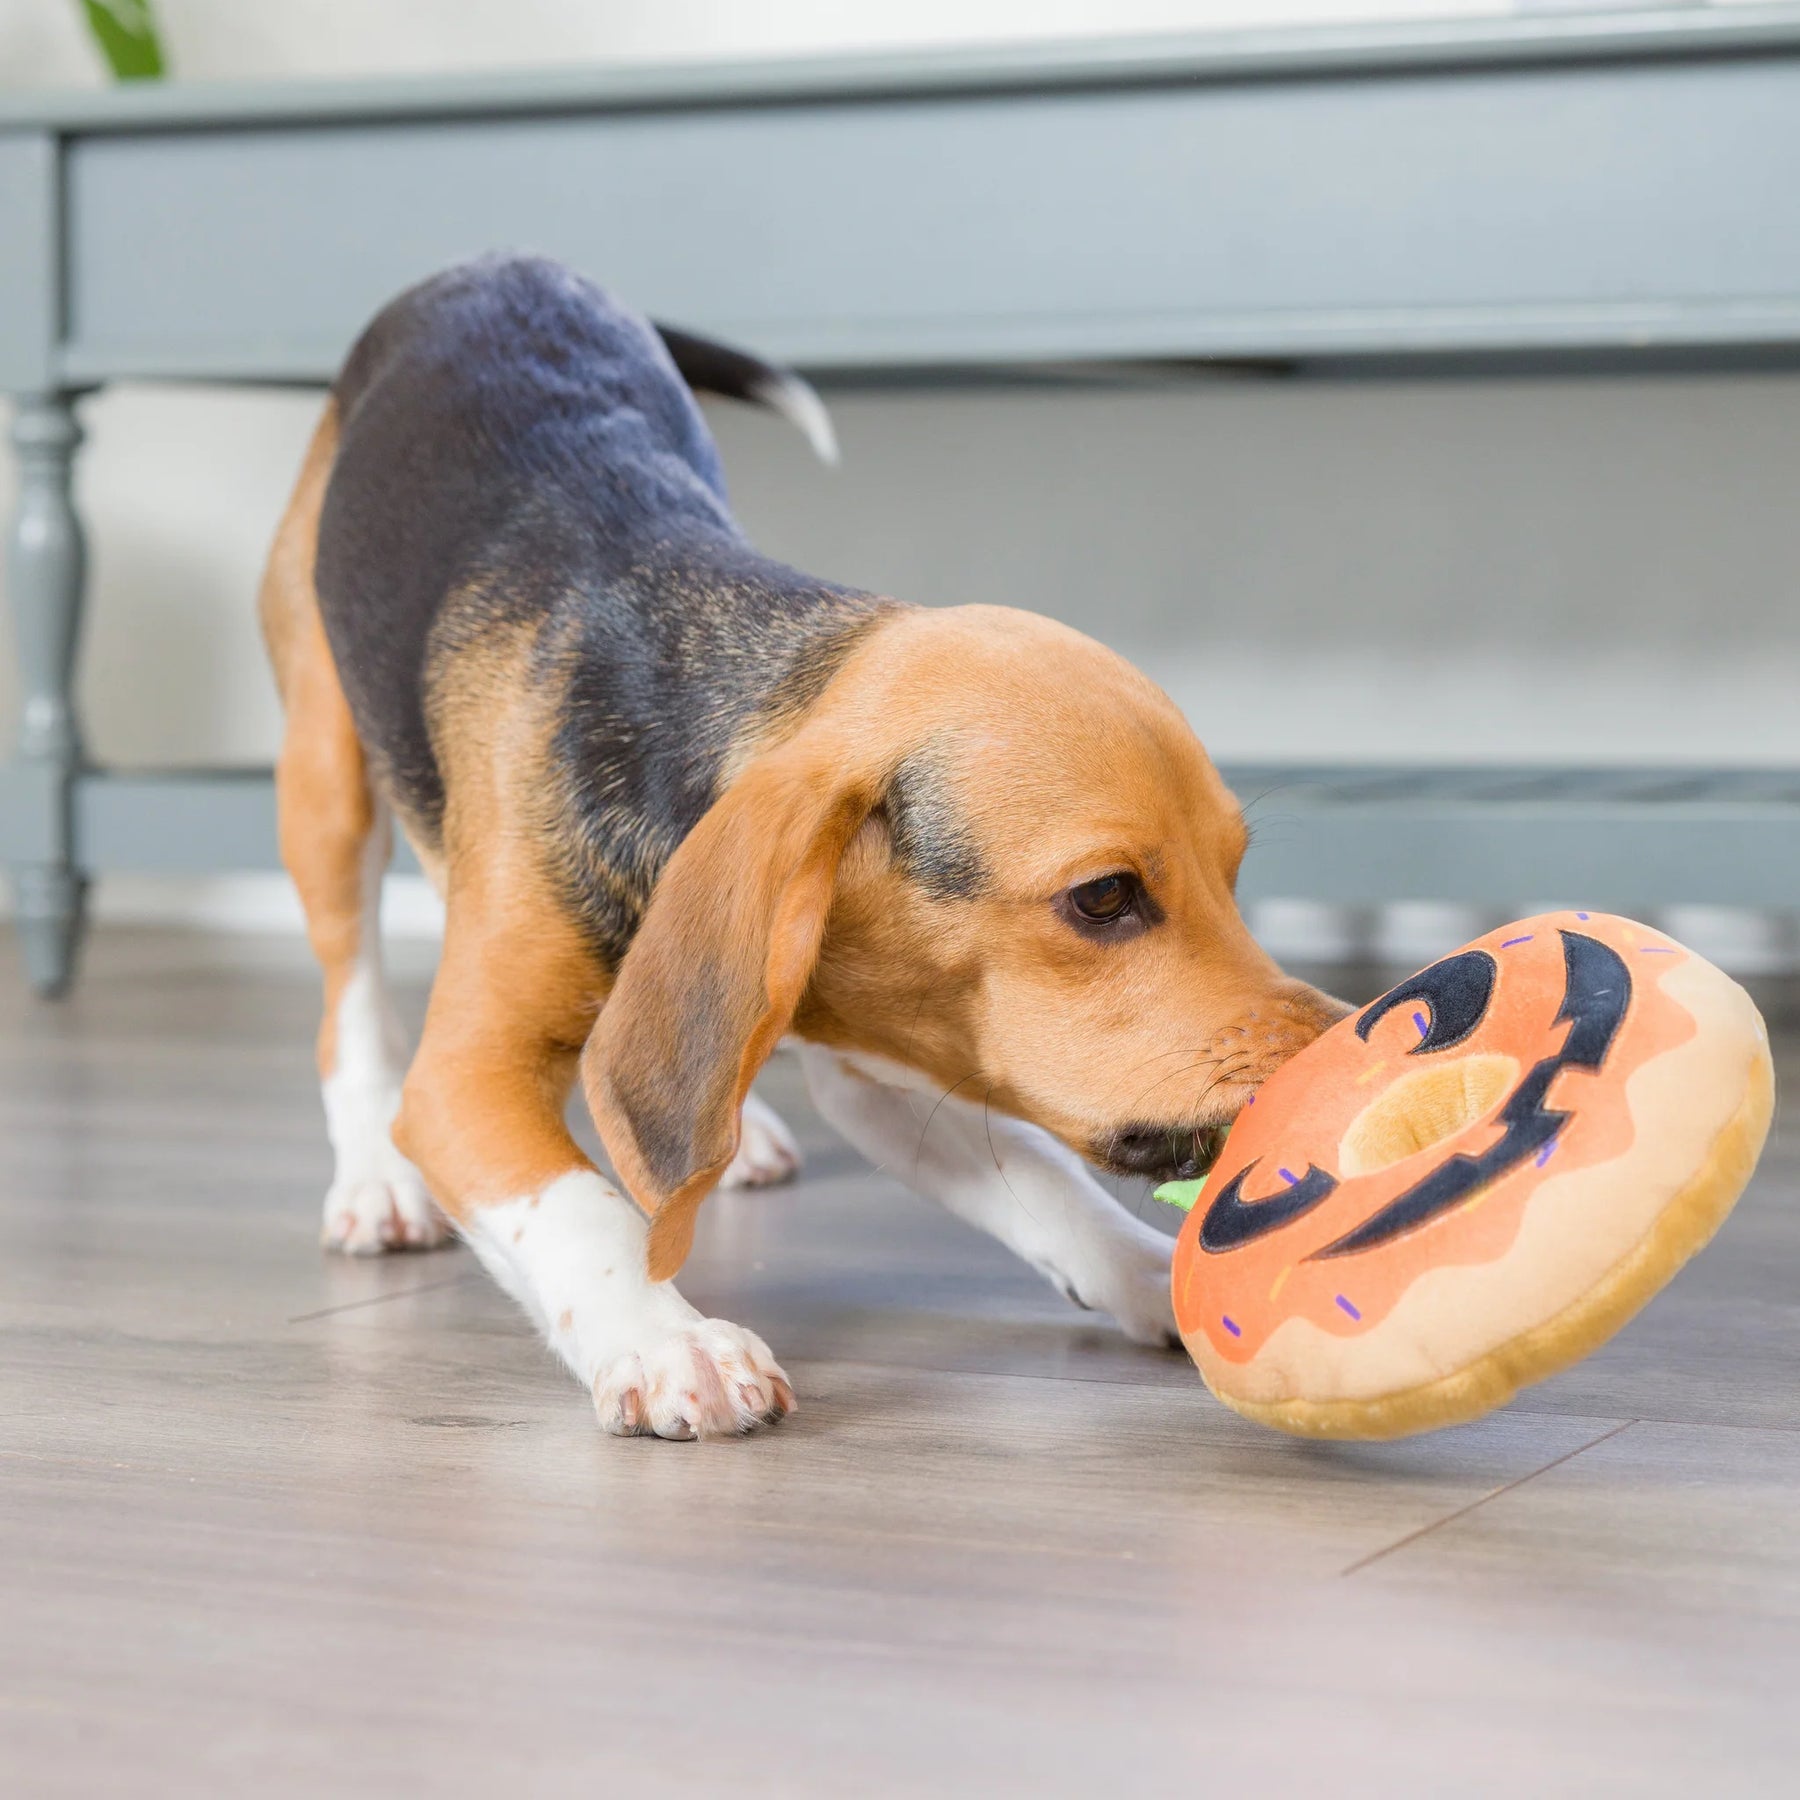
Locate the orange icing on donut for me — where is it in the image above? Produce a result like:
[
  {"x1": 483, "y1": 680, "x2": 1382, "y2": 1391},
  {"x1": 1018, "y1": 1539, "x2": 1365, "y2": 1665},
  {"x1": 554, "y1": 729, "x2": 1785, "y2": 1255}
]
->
[{"x1": 1171, "y1": 912, "x2": 1697, "y2": 1363}]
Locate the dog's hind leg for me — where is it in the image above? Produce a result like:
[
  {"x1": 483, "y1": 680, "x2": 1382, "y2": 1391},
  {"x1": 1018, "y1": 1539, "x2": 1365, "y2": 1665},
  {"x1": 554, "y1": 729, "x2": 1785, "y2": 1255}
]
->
[
  {"x1": 260, "y1": 404, "x2": 446, "y2": 1254},
  {"x1": 717, "y1": 1088, "x2": 802, "y2": 1190}
]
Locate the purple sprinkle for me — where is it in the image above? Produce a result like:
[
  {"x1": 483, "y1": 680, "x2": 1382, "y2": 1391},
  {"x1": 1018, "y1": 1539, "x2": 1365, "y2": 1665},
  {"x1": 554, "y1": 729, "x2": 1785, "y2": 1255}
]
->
[
  {"x1": 1576, "y1": 911, "x2": 1591, "y2": 920},
  {"x1": 1413, "y1": 1010, "x2": 1429, "y2": 1038},
  {"x1": 1335, "y1": 1295, "x2": 1362, "y2": 1321},
  {"x1": 1535, "y1": 1141, "x2": 1557, "y2": 1168},
  {"x1": 1222, "y1": 1316, "x2": 1242, "y2": 1338},
  {"x1": 1500, "y1": 935, "x2": 1534, "y2": 948},
  {"x1": 1245, "y1": 1094, "x2": 1255, "y2": 1105},
  {"x1": 1278, "y1": 1167, "x2": 1299, "y2": 1186},
  {"x1": 1640, "y1": 946, "x2": 1674, "y2": 955}
]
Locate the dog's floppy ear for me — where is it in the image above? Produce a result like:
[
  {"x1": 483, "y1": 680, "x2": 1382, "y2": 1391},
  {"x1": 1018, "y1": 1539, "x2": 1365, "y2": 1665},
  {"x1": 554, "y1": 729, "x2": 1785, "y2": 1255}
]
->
[{"x1": 583, "y1": 726, "x2": 882, "y2": 1279}]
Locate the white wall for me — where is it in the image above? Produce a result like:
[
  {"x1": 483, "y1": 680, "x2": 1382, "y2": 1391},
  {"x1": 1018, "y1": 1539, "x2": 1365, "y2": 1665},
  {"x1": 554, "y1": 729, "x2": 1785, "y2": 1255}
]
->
[
  {"x1": 3, "y1": 2, "x2": 1796, "y2": 967},
  {"x1": 2, "y1": 2, "x2": 1512, "y2": 87}
]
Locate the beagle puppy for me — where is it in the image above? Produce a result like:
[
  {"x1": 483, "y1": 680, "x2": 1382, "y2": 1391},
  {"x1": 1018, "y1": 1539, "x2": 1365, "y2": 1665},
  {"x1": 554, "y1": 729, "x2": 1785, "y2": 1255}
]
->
[{"x1": 259, "y1": 254, "x2": 1345, "y2": 1439}]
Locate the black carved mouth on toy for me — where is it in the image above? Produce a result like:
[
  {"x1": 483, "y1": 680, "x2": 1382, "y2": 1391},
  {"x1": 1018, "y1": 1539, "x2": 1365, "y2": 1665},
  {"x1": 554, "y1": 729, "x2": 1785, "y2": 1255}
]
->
[{"x1": 1097, "y1": 1122, "x2": 1229, "y2": 1183}]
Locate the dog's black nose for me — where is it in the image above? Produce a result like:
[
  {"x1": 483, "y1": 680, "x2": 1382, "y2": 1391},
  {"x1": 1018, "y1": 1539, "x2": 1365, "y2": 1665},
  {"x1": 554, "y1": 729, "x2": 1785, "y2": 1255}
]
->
[{"x1": 1099, "y1": 1124, "x2": 1223, "y2": 1182}]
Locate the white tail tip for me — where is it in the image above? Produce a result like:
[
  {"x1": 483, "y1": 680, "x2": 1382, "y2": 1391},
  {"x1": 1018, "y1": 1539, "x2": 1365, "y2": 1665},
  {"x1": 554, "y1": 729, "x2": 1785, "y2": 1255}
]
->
[{"x1": 753, "y1": 372, "x2": 840, "y2": 467}]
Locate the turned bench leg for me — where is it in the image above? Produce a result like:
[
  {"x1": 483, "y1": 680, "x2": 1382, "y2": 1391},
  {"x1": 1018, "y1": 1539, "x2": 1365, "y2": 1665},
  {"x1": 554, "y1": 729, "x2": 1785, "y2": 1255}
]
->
[{"x1": 7, "y1": 393, "x2": 89, "y2": 998}]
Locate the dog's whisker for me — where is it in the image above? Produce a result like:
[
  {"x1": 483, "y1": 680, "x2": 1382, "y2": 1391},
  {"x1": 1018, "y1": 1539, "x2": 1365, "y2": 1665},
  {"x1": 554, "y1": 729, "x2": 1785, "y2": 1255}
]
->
[
  {"x1": 1115, "y1": 1049, "x2": 1244, "y2": 1120},
  {"x1": 912, "y1": 1068, "x2": 987, "y2": 1178},
  {"x1": 899, "y1": 977, "x2": 939, "y2": 1108},
  {"x1": 982, "y1": 1083, "x2": 1041, "y2": 1233},
  {"x1": 1119, "y1": 1050, "x2": 1258, "y2": 1144},
  {"x1": 1120, "y1": 1044, "x2": 1240, "y2": 1068}
]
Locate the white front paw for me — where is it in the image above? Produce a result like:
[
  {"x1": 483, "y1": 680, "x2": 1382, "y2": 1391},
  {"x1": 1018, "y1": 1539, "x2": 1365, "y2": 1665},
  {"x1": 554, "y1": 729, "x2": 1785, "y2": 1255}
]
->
[
  {"x1": 322, "y1": 1163, "x2": 447, "y2": 1255},
  {"x1": 717, "y1": 1094, "x2": 802, "y2": 1190},
  {"x1": 592, "y1": 1320, "x2": 796, "y2": 1440},
  {"x1": 1053, "y1": 1228, "x2": 1178, "y2": 1348}
]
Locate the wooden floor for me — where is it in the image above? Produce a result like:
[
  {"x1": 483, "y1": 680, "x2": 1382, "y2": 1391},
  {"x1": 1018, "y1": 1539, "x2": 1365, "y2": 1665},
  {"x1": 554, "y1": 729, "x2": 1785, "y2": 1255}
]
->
[{"x1": 3, "y1": 929, "x2": 1797, "y2": 1797}]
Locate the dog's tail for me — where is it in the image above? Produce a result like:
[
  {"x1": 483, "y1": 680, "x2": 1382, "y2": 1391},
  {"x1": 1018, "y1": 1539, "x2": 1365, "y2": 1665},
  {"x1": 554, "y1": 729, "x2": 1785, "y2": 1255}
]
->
[{"x1": 654, "y1": 323, "x2": 839, "y2": 467}]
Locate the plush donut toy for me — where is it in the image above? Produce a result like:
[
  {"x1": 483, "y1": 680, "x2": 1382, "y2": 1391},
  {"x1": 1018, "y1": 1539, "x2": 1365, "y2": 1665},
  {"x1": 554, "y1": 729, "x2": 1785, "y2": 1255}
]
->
[{"x1": 1157, "y1": 911, "x2": 1773, "y2": 1440}]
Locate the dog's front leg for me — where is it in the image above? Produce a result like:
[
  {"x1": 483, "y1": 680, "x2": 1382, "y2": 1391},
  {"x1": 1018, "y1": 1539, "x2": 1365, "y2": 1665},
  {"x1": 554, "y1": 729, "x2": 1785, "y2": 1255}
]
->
[
  {"x1": 395, "y1": 922, "x2": 793, "y2": 1440},
  {"x1": 799, "y1": 1046, "x2": 1178, "y2": 1347},
  {"x1": 460, "y1": 1170, "x2": 793, "y2": 1438}
]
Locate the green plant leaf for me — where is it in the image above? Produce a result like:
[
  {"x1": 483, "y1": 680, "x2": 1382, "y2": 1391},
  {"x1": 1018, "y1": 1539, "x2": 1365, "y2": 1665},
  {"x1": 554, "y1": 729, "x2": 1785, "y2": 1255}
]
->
[{"x1": 78, "y1": 0, "x2": 167, "y2": 82}]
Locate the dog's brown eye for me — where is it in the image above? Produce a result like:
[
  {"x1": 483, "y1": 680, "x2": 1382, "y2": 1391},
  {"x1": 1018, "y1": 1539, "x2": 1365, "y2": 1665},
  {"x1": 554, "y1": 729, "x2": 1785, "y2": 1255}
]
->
[
  {"x1": 1058, "y1": 871, "x2": 1160, "y2": 942},
  {"x1": 1069, "y1": 875, "x2": 1134, "y2": 924}
]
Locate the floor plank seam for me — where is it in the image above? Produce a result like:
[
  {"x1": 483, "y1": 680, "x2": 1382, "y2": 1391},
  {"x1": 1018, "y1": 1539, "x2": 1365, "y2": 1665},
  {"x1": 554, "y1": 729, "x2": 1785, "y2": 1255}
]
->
[
  {"x1": 1505, "y1": 1406, "x2": 1800, "y2": 1437},
  {"x1": 1336, "y1": 1417, "x2": 1639, "y2": 1578},
  {"x1": 285, "y1": 1270, "x2": 479, "y2": 1324}
]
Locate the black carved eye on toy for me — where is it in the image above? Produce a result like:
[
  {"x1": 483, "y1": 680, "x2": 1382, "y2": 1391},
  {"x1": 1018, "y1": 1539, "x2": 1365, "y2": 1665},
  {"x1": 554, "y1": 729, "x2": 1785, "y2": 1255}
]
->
[{"x1": 1356, "y1": 949, "x2": 1498, "y2": 1053}]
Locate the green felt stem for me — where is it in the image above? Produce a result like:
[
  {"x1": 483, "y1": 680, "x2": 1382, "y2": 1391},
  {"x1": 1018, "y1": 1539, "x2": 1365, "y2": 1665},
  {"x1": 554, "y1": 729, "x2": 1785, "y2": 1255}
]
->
[{"x1": 1155, "y1": 1179, "x2": 1204, "y2": 1213}]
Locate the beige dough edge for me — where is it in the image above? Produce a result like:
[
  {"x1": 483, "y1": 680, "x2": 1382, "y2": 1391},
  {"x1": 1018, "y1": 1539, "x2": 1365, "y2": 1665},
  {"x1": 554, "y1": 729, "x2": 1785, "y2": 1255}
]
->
[{"x1": 1192, "y1": 959, "x2": 1775, "y2": 1440}]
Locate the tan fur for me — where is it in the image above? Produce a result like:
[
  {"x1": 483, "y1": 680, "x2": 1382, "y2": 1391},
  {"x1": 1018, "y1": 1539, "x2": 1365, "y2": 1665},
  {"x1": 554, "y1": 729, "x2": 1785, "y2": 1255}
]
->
[
  {"x1": 257, "y1": 404, "x2": 339, "y2": 707},
  {"x1": 258, "y1": 402, "x2": 373, "y2": 1078},
  {"x1": 393, "y1": 626, "x2": 613, "y2": 1224}
]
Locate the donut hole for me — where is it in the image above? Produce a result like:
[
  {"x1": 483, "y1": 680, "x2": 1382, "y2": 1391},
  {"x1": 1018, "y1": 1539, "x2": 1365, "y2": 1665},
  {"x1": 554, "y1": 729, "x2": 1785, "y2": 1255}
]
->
[{"x1": 1339, "y1": 1054, "x2": 1519, "y2": 1177}]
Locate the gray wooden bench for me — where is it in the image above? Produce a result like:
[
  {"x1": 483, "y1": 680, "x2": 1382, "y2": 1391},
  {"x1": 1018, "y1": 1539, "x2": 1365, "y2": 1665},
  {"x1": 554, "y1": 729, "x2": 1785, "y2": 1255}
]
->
[{"x1": 6, "y1": 5, "x2": 1800, "y2": 994}]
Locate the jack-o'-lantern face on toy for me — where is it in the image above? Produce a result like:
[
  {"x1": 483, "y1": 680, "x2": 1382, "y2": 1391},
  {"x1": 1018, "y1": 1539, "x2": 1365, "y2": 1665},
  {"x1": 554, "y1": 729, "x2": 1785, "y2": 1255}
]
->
[
  {"x1": 1172, "y1": 919, "x2": 1675, "y2": 1360},
  {"x1": 1156, "y1": 910, "x2": 1770, "y2": 1441}
]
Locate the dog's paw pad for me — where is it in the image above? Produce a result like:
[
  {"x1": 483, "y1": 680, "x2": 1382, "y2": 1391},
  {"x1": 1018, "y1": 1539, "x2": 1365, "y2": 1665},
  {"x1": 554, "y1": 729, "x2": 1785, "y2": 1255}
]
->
[{"x1": 593, "y1": 1321, "x2": 794, "y2": 1440}]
